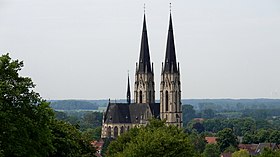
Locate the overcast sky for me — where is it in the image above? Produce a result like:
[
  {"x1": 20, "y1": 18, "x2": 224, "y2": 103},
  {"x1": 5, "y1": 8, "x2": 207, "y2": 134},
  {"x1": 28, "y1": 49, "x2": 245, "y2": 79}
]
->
[{"x1": 1, "y1": 0, "x2": 280, "y2": 100}]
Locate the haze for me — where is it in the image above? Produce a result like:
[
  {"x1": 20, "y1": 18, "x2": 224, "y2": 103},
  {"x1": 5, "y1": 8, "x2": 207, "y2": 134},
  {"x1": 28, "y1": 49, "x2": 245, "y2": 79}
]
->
[{"x1": 1, "y1": 0, "x2": 280, "y2": 100}]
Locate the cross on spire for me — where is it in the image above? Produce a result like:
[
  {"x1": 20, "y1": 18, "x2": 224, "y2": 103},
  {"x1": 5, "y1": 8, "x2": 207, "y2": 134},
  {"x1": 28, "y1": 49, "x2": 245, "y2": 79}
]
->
[{"x1": 169, "y1": 3, "x2": 172, "y2": 13}]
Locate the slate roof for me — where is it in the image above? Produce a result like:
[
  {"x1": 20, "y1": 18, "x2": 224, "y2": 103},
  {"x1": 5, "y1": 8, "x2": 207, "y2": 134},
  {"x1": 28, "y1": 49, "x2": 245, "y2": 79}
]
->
[
  {"x1": 238, "y1": 144, "x2": 258, "y2": 155},
  {"x1": 138, "y1": 14, "x2": 152, "y2": 73},
  {"x1": 255, "y1": 143, "x2": 279, "y2": 154},
  {"x1": 163, "y1": 13, "x2": 178, "y2": 73},
  {"x1": 104, "y1": 102, "x2": 160, "y2": 124}
]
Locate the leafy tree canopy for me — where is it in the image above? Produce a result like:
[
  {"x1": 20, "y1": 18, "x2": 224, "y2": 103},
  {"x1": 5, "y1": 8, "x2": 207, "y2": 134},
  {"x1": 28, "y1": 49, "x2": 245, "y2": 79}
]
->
[
  {"x1": 107, "y1": 119, "x2": 196, "y2": 157},
  {"x1": 0, "y1": 54, "x2": 95, "y2": 156},
  {"x1": 217, "y1": 128, "x2": 238, "y2": 152},
  {"x1": 232, "y1": 149, "x2": 250, "y2": 157},
  {"x1": 202, "y1": 144, "x2": 220, "y2": 157}
]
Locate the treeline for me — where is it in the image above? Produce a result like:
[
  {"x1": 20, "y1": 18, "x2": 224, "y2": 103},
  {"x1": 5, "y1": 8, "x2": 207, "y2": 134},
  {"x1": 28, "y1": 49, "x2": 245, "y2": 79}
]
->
[
  {"x1": 50, "y1": 100, "x2": 99, "y2": 110},
  {"x1": 51, "y1": 99, "x2": 280, "y2": 112},
  {"x1": 55, "y1": 111, "x2": 103, "y2": 130},
  {"x1": 182, "y1": 99, "x2": 280, "y2": 111}
]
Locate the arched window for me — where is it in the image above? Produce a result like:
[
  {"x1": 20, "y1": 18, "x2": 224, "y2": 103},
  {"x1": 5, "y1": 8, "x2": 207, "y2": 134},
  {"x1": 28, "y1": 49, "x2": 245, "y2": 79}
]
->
[
  {"x1": 113, "y1": 126, "x2": 118, "y2": 138},
  {"x1": 165, "y1": 91, "x2": 168, "y2": 111},
  {"x1": 120, "y1": 126, "x2": 124, "y2": 134},
  {"x1": 127, "y1": 126, "x2": 130, "y2": 131},
  {"x1": 139, "y1": 91, "x2": 143, "y2": 103},
  {"x1": 107, "y1": 126, "x2": 111, "y2": 137}
]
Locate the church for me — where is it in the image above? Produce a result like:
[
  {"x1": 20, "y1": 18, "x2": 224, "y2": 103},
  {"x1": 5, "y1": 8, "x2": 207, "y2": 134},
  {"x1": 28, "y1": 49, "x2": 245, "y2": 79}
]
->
[{"x1": 101, "y1": 12, "x2": 182, "y2": 138}]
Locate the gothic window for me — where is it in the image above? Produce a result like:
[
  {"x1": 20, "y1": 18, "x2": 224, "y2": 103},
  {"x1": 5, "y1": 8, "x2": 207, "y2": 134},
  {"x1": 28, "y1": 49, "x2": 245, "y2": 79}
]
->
[
  {"x1": 120, "y1": 126, "x2": 124, "y2": 134},
  {"x1": 165, "y1": 91, "x2": 168, "y2": 111},
  {"x1": 140, "y1": 91, "x2": 143, "y2": 103},
  {"x1": 113, "y1": 126, "x2": 118, "y2": 138},
  {"x1": 107, "y1": 126, "x2": 111, "y2": 137}
]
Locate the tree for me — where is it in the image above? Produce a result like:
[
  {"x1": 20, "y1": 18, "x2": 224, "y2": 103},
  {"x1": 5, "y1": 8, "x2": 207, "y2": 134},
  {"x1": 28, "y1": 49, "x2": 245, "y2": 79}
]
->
[
  {"x1": 255, "y1": 129, "x2": 270, "y2": 143},
  {"x1": 258, "y1": 148, "x2": 280, "y2": 157},
  {"x1": 242, "y1": 132, "x2": 256, "y2": 144},
  {"x1": 0, "y1": 54, "x2": 95, "y2": 156},
  {"x1": 107, "y1": 119, "x2": 196, "y2": 157},
  {"x1": 188, "y1": 131, "x2": 207, "y2": 154},
  {"x1": 0, "y1": 54, "x2": 54, "y2": 156},
  {"x1": 182, "y1": 104, "x2": 196, "y2": 125},
  {"x1": 82, "y1": 127, "x2": 102, "y2": 141},
  {"x1": 232, "y1": 149, "x2": 249, "y2": 157},
  {"x1": 201, "y1": 109, "x2": 215, "y2": 119},
  {"x1": 202, "y1": 144, "x2": 220, "y2": 157},
  {"x1": 217, "y1": 128, "x2": 238, "y2": 152},
  {"x1": 49, "y1": 120, "x2": 95, "y2": 157},
  {"x1": 269, "y1": 130, "x2": 280, "y2": 144}
]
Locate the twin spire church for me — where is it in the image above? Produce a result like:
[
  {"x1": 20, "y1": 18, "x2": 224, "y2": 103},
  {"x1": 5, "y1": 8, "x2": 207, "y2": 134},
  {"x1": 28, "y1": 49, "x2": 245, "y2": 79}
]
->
[{"x1": 101, "y1": 13, "x2": 182, "y2": 138}]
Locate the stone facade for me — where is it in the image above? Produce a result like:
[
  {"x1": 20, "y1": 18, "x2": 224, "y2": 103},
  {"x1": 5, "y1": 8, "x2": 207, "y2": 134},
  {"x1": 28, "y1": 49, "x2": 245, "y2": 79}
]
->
[
  {"x1": 134, "y1": 67, "x2": 155, "y2": 104},
  {"x1": 160, "y1": 71, "x2": 182, "y2": 127}
]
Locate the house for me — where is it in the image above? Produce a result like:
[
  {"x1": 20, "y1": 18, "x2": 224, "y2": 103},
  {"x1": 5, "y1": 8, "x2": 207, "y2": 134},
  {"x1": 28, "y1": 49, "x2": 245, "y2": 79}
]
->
[
  {"x1": 91, "y1": 139, "x2": 104, "y2": 157},
  {"x1": 205, "y1": 137, "x2": 217, "y2": 144}
]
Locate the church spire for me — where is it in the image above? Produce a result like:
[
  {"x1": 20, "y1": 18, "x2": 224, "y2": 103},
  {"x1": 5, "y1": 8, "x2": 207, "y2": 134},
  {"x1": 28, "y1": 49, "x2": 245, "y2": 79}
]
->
[
  {"x1": 163, "y1": 13, "x2": 178, "y2": 73},
  {"x1": 127, "y1": 73, "x2": 131, "y2": 104},
  {"x1": 137, "y1": 14, "x2": 152, "y2": 73}
]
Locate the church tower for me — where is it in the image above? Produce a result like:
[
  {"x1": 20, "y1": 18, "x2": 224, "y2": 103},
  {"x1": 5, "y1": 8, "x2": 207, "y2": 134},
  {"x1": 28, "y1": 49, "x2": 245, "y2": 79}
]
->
[
  {"x1": 127, "y1": 75, "x2": 131, "y2": 104},
  {"x1": 134, "y1": 14, "x2": 155, "y2": 104},
  {"x1": 160, "y1": 13, "x2": 182, "y2": 127}
]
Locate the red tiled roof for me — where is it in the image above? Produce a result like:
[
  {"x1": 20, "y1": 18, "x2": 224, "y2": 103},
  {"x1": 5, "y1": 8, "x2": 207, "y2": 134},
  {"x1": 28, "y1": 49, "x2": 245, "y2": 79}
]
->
[
  {"x1": 91, "y1": 139, "x2": 104, "y2": 151},
  {"x1": 205, "y1": 137, "x2": 217, "y2": 144}
]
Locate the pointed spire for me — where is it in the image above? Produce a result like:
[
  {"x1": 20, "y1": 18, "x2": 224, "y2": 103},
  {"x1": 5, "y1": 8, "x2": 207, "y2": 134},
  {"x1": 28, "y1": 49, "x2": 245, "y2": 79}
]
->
[
  {"x1": 163, "y1": 12, "x2": 178, "y2": 73},
  {"x1": 138, "y1": 13, "x2": 152, "y2": 73},
  {"x1": 127, "y1": 73, "x2": 131, "y2": 104}
]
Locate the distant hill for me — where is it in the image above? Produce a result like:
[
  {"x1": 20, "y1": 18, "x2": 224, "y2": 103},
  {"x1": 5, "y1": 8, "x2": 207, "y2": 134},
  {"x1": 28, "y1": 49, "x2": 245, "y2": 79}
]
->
[
  {"x1": 50, "y1": 100, "x2": 100, "y2": 111},
  {"x1": 49, "y1": 99, "x2": 280, "y2": 111},
  {"x1": 182, "y1": 99, "x2": 280, "y2": 111}
]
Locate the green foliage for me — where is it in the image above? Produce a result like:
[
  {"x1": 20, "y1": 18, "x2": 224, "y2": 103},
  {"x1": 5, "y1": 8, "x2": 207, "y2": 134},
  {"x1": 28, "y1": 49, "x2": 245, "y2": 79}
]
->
[
  {"x1": 242, "y1": 132, "x2": 256, "y2": 144},
  {"x1": 200, "y1": 109, "x2": 215, "y2": 119},
  {"x1": 82, "y1": 127, "x2": 102, "y2": 141},
  {"x1": 269, "y1": 130, "x2": 280, "y2": 144},
  {"x1": 182, "y1": 104, "x2": 197, "y2": 125},
  {"x1": 55, "y1": 111, "x2": 102, "y2": 131},
  {"x1": 258, "y1": 148, "x2": 280, "y2": 157},
  {"x1": 107, "y1": 119, "x2": 196, "y2": 157},
  {"x1": 217, "y1": 128, "x2": 238, "y2": 152},
  {"x1": 224, "y1": 145, "x2": 238, "y2": 153},
  {"x1": 202, "y1": 118, "x2": 256, "y2": 136},
  {"x1": 51, "y1": 100, "x2": 99, "y2": 110},
  {"x1": 49, "y1": 120, "x2": 95, "y2": 157},
  {"x1": 188, "y1": 131, "x2": 207, "y2": 153},
  {"x1": 202, "y1": 144, "x2": 220, "y2": 157},
  {"x1": 0, "y1": 54, "x2": 54, "y2": 156},
  {"x1": 232, "y1": 149, "x2": 250, "y2": 157},
  {"x1": 0, "y1": 54, "x2": 95, "y2": 156},
  {"x1": 101, "y1": 138, "x2": 113, "y2": 157}
]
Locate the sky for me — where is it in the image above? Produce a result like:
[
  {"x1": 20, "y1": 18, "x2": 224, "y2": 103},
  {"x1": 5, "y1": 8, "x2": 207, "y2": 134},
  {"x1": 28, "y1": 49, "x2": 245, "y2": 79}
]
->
[{"x1": 1, "y1": 0, "x2": 280, "y2": 100}]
